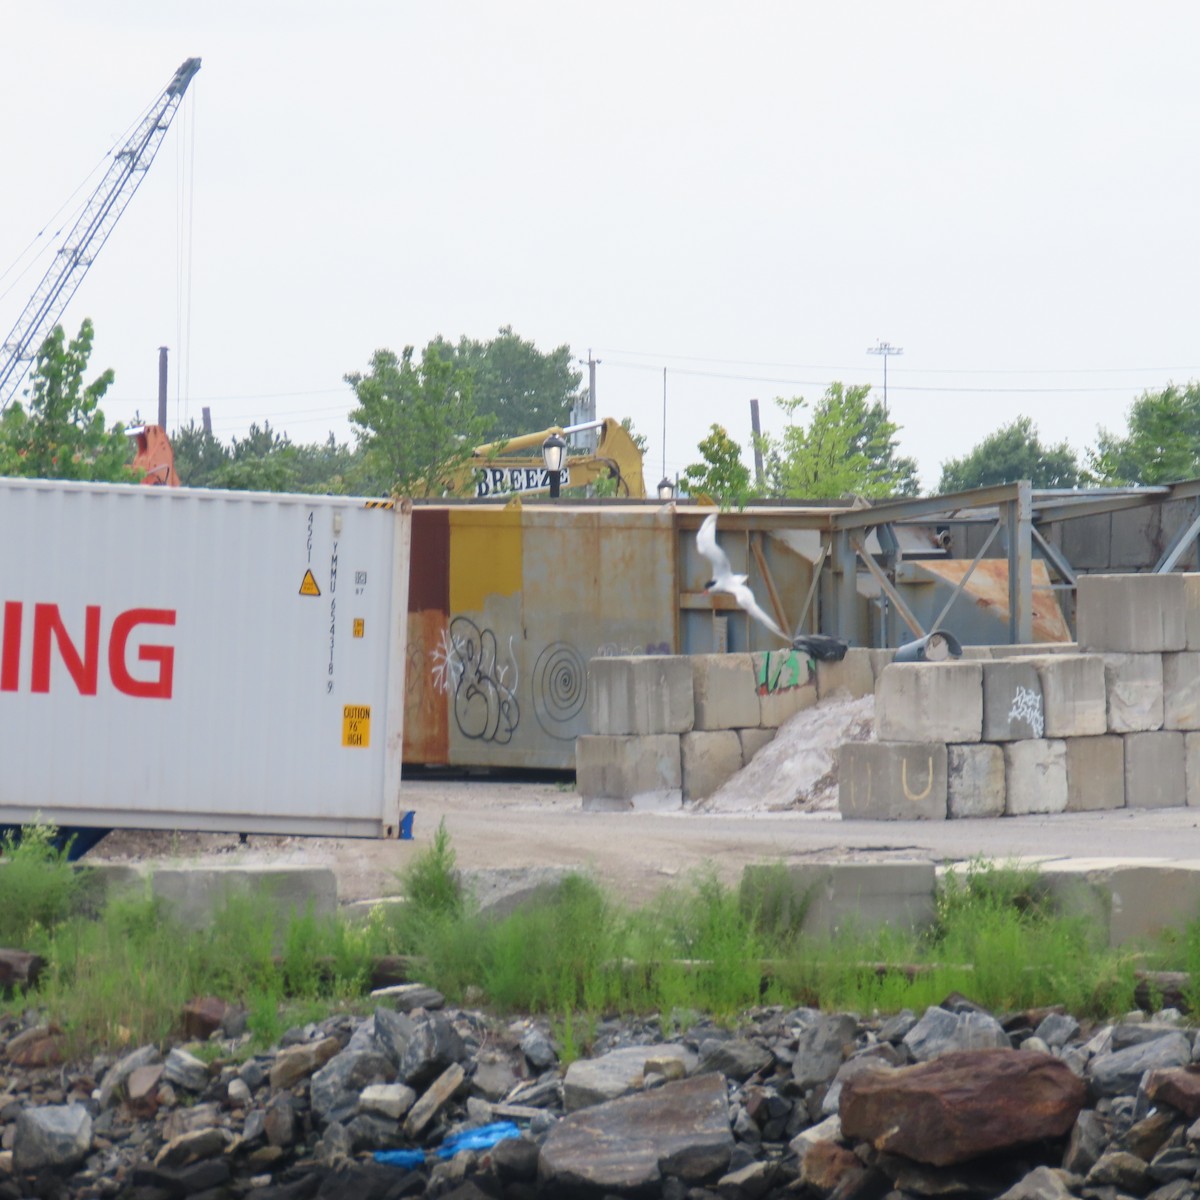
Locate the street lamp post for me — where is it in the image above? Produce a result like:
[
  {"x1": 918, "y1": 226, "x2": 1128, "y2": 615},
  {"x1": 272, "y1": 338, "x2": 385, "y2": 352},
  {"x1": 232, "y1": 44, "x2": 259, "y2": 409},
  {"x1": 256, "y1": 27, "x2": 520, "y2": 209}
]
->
[
  {"x1": 541, "y1": 433, "x2": 567, "y2": 499},
  {"x1": 657, "y1": 476, "x2": 675, "y2": 501}
]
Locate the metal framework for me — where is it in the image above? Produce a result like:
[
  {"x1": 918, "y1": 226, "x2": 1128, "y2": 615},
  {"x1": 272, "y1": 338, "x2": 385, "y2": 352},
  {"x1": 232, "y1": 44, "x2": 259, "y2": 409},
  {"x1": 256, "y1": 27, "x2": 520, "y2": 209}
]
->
[{"x1": 0, "y1": 57, "x2": 200, "y2": 412}]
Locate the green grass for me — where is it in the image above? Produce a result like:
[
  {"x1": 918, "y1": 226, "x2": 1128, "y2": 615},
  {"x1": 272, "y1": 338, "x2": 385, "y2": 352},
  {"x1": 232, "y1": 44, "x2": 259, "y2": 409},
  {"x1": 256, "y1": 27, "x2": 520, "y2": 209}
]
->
[{"x1": 0, "y1": 828, "x2": 1181, "y2": 1055}]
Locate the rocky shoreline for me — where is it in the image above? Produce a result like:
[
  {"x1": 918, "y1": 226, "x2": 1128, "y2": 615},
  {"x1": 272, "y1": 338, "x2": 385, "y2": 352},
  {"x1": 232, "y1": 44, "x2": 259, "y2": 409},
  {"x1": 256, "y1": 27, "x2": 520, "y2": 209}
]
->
[{"x1": 4, "y1": 981, "x2": 1200, "y2": 1200}]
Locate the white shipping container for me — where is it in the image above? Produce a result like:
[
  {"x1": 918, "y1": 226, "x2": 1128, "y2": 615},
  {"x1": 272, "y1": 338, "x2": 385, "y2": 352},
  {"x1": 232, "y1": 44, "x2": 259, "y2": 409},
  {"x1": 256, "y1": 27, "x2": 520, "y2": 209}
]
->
[{"x1": 0, "y1": 480, "x2": 411, "y2": 838}]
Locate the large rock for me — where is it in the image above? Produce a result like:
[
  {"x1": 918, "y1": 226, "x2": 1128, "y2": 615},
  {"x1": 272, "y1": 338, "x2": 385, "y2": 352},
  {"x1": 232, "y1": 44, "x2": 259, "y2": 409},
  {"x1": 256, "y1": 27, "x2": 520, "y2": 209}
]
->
[
  {"x1": 563, "y1": 1043, "x2": 696, "y2": 1112},
  {"x1": 13, "y1": 1104, "x2": 93, "y2": 1171},
  {"x1": 793, "y1": 1013, "x2": 860, "y2": 1091},
  {"x1": 310, "y1": 1049, "x2": 396, "y2": 1126},
  {"x1": 539, "y1": 1073, "x2": 733, "y2": 1193},
  {"x1": 269, "y1": 1035, "x2": 342, "y2": 1090},
  {"x1": 1087, "y1": 1031, "x2": 1192, "y2": 1096},
  {"x1": 840, "y1": 1049, "x2": 1085, "y2": 1167},
  {"x1": 1144, "y1": 1067, "x2": 1200, "y2": 1119},
  {"x1": 399, "y1": 1012, "x2": 467, "y2": 1088}
]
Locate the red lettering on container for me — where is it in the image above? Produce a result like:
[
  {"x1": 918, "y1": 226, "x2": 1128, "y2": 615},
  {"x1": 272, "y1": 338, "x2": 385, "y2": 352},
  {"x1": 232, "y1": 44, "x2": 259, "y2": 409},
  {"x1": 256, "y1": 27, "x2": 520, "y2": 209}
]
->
[
  {"x1": 109, "y1": 608, "x2": 176, "y2": 699},
  {"x1": 0, "y1": 602, "x2": 176, "y2": 699},
  {"x1": 32, "y1": 604, "x2": 101, "y2": 695}
]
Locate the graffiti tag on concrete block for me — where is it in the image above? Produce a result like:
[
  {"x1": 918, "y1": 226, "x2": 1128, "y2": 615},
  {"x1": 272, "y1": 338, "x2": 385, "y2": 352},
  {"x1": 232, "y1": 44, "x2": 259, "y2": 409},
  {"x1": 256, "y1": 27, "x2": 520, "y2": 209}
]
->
[
  {"x1": 756, "y1": 648, "x2": 814, "y2": 696},
  {"x1": 1008, "y1": 685, "x2": 1045, "y2": 738}
]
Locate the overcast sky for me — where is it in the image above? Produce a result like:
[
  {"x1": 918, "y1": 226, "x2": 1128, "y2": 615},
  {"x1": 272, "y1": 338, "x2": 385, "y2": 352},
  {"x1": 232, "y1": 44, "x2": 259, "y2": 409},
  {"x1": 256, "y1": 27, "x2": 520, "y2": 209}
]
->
[{"x1": 2, "y1": 2, "x2": 1198, "y2": 492}]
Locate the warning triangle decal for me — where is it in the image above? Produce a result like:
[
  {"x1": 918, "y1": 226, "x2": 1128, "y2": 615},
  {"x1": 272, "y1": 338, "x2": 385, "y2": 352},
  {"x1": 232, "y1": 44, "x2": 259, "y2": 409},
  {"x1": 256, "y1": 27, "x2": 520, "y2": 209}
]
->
[{"x1": 299, "y1": 569, "x2": 321, "y2": 597}]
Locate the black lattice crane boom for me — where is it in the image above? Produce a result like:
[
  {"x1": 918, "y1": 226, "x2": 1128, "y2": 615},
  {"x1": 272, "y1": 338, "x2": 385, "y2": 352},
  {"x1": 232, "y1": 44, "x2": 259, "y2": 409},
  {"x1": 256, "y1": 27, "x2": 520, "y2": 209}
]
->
[{"x1": 0, "y1": 57, "x2": 201, "y2": 413}]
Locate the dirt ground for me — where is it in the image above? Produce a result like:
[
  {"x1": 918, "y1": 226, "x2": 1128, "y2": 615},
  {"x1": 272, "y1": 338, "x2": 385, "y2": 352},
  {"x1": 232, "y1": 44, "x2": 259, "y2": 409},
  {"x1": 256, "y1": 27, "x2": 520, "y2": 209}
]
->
[{"x1": 90, "y1": 776, "x2": 1200, "y2": 908}]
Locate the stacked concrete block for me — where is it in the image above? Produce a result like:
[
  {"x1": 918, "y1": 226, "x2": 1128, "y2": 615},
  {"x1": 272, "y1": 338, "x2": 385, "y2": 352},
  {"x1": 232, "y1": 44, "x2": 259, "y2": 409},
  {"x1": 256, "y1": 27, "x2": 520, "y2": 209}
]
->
[
  {"x1": 1163, "y1": 652, "x2": 1200, "y2": 729},
  {"x1": 875, "y1": 662, "x2": 983, "y2": 743},
  {"x1": 1003, "y1": 740, "x2": 1069, "y2": 814},
  {"x1": 1101, "y1": 652, "x2": 1164, "y2": 733},
  {"x1": 947, "y1": 745, "x2": 1005, "y2": 818},
  {"x1": 1076, "y1": 573, "x2": 1186, "y2": 653},
  {"x1": 681, "y1": 730, "x2": 742, "y2": 802},
  {"x1": 814, "y1": 648, "x2": 875, "y2": 701},
  {"x1": 587, "y1": 656, "x2": 695, "y2": 737},
  {"x1": 753, "y1": 648, "x2": 817, "y2": 726},
  {"x1": 838, "y1": 742, "x2": 948, "y2": 820},
  {"x1": 1064, "y1": 736, "x2": 1126, "y2": 811},
  {"x1": 981, "y1": 660, "x2": 1044, "y2": 740},
  {"x1": 576, "y1": 734, "x2": 683, "y2": 811},
  {"x1": 1124, "y1": 730, "x2": 1186, "y2": 809},
  {"x1": 1031, "y1": 654, "x2": 1107, "y2": 738},
  {"x1": 692, "y1": 654, "x2": 759, "y2": 730},
  {"x1": 1186, "y1": 734, "x2": 1200, "y2": 806},
  {"x1": 738, "y1": 727, "x2": 775, "y2": 766}
]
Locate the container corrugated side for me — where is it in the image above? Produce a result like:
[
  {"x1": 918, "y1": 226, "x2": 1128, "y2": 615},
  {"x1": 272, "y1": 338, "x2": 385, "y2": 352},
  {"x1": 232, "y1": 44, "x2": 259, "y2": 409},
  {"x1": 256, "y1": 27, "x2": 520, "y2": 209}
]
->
[{"x1": 0, "y1": 480, "x2": 411, "y2": 837}]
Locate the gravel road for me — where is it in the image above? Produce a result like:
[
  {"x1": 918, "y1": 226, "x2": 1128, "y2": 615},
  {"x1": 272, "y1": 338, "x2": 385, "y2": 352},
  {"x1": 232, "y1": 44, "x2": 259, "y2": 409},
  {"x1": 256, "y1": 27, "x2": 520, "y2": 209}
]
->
[{"x1": 90, "y1": 776, "x2": 1200, "y2": 908}]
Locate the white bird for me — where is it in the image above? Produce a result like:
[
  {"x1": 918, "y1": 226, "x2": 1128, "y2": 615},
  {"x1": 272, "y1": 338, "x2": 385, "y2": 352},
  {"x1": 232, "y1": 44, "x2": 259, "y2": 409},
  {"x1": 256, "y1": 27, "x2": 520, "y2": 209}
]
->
[{"x1": 696, "y1": 512, "x2": 787, "y2": 642}]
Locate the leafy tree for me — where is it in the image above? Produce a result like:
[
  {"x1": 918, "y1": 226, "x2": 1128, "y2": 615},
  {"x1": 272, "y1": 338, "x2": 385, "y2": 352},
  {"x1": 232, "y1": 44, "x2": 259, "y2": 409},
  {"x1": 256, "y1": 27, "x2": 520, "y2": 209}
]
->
[
  {"x1": 939, "y1": 416, "x2": 1080, "y2": 492},
  {"x1": 1088, "y1": 383, "x2": 1200, "y2": 485},
  {"x1": 428, "y1": 326, "x2": 583, "y2": 439},
  {"x1": 0, "y1": 319, "x2": 135, "y2": 482},
  {"x1": 347, "y1": 345, "x2": 487, "y2": 496},
  {"x1": 683, "y1": 424, "x2": 753, "y2": 509},
  {"x1": 171, "y1": 420, "x2": 230, "y2": 488},
  {"x1": 761, "y1": 382, "x2": 918, "y2": 499}
]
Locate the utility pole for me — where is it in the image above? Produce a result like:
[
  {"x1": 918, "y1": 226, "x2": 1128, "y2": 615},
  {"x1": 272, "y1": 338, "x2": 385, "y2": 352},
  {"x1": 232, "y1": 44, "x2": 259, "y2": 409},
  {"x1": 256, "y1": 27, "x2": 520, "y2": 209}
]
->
[
  {"x1": 157, "y1": 346, "x2": 168, "y2": 429},
  {"x1": 749, "y1": 398, "x2": 765, "y2": 486},
  {"x1": 575, "y1": 350, "x2": 600, "y2": 454},
  {"x1": 867, "y1": 340, "x2": 903, "y2": 417}
]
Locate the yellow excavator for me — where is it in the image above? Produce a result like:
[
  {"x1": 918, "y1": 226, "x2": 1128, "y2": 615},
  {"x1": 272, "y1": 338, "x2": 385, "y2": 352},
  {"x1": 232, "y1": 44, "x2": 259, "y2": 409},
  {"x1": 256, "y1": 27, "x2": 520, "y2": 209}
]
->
[{"x1": 438, "y1": 417, "x2": 646, "y2": 499}]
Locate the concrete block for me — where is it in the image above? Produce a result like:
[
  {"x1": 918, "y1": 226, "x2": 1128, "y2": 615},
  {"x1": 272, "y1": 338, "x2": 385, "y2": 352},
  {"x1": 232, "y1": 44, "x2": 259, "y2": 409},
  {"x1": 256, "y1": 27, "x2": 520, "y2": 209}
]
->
[
  {"x1": 752, "y1": 649, "x2": 817, "y2": 728},
  {"x1": 1163, "y1": 652, "x2": 1200, "y2": 730},
  {"x1": 815, "y1": 649, "x2": 875, "y2": 701},
  {"x1": 1186, "y1": 733, "x2": 1200, "y2": 806},
  {"x1": 1076, "y1": 574, "x2": 1187, "y2": 653},
  {"x1": 1003, "y1": 740, "x2": 1068, "y2": 815},
  {"x1": 1185, "y1": 575, "x2": 1200, "y2": 651},
  {"x1": 981, "y1": 660, "x2": 1045, "y2": 740},
  {"x1": 1124, "y1": 730, "x2": 1186, "y2": 810},
  {"x1": 989, "y1": 643, "x2": 1078, "y2": 658},
  {"x1": 587, "y1": 657, "x2": 694, "y2": 736},
  {"x1": 691, "y1": 654, "x2": 759, "y2": 731},
  {"x1": 1039, "y1": 860, "x2": 1200, "y2": 946},
  {"x1": 958, "y1": 646, "x2": 994, "y2": 660},
  {"x1": 947, "y1": 744, "x2": 1005, "y2": 818},
  {"x1": 875, "y1": 662, "x2": 983, "y2": 743},
  {"x1": 1064, "y1": 736, "x2": 1125, "y2": 812},
  {"x1": 740, "y1": 861, "x2": 937, "y2": 939},
  {"x1": 576, "y1": 734, "x2": 681, "y2": 810},
  {"x1": 85, "y1": 864, "x2": 338, "y2": 935},
  {"x1": 737, "y1": 727, "x2": 775, "y2": 766},
  {"x1": 838, "y1": 742, "x2": 947, "y2": 820},
  {"x1": 1030, "y1": 654, "x2": 1107, "y2": 738},
  {"x1": 681, "y1": 730, "x2": 743, "y2": 803},
  {"x1": 1102, "y1": 653, "x2": 1164, "y2": 733},
  {"x1": 868, "y1": 649, "x2": 897, "y2": 679}
]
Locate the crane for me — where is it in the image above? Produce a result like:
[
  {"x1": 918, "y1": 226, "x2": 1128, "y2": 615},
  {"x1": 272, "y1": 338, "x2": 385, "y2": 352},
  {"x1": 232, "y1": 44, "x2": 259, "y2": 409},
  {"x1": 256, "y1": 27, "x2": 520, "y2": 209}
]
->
[{"x1": 0, "y1": 57, "x2": 201, "y2": 413}]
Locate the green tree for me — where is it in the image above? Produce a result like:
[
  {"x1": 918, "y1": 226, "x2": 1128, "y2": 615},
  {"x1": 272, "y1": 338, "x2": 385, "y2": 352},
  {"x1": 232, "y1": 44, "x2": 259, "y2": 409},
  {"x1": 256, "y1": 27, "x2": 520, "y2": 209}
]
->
[
  {"x1": 939, "y1": 416, "x2": 1080, "y2": 492},
  {"x1": 762, "y1": 382, "x2": 918, "y2": 499},
  {"x1": 171, "y1": 420, "x2": 230, "y2": 488},
  {"x1": 428, "y1": 326, "x2": 583, "y2": 439},
  {"x1": 1088, "y1": 383, "x2": 1200, "y2": 485},
  {"x1": 347, "y1": 344, "x2": 487, "y2": 496},
  {"x1": 0, "y1": 319, "x2": 135, "y2": 481},
  {"x1": 683, "y1": 424, "x2": 753, "y2": 509}
]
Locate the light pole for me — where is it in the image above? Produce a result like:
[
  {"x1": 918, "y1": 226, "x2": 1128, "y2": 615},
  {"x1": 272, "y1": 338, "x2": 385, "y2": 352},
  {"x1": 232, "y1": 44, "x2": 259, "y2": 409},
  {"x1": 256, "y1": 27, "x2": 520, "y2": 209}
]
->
[
  {"x1": 867, "y1": 340, "x2": 903, "y2": 417},
  {"x1": 541, "y1": 433, "x2": 567, "y2": 499}
]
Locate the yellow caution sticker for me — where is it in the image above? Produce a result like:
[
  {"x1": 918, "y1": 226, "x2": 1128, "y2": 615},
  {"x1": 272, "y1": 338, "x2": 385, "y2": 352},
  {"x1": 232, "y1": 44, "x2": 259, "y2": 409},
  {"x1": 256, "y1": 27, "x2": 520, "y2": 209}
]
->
[
  {"x1": 299, "y1": 569, "x2": 321, "y2": 597},
  {"x1": 342, "y1": 704, "x2": 370, "y2": 748},
  {"x1": 353, "y1": 618, "x2": 365, "y2": 638}
]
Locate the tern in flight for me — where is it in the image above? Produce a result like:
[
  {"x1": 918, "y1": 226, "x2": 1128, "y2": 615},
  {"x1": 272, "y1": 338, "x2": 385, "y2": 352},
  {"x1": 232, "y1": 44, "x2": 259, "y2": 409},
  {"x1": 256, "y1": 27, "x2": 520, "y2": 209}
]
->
[{"x1": 697, "y1": 512, "x2": 787, "y2": 641}]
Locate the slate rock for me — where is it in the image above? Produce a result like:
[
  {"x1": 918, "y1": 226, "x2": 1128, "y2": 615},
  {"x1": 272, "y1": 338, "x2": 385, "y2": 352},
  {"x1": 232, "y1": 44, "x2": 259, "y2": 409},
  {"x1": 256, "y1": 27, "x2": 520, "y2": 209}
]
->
[
  {"x1": 1112, "y1": 1023, "x2": 1189, "y2": 1051},
  {"x1": 1145, "y1": 1067, "x2": 1200, "y2": 1119},
  {"x1": 372, "y1": 1007, "x2": 415, "y2": 1068},
  {"x1": 877, "y1": 1009, "x2": 918, "y2": 1044},
  {"x1": 792, "y1": 1013, "x2": 859, "y2": 1091},
  {"x1": 154, "y1": 1126, "x2": 233, "y2": 1168},
  {"x1": 403, "y1": 1062, "x2": 466, "y2": 1138},
  {"x1": 399, "y1": 1013, "x2": 467, "y2": 1089},
  {"x1": 96, "y1": 1043, "x2": 162, "y2": 1108},
  {"x1": 539, "y1": 1073, "x2": 733, "y2": 1194},
  {"x1": 902, "y1": 1005, "x2": 1011, "y2": 1062},
  {"x1": 520, "y1": 1027, "x2": 558, "y2": 1071},
  {"x1": 1087, "y1": 1150, "x2": 1154, "y2": 1193},
  {"x1": 696, "y1": 1038, "x2": 773, "y2": 1081},
  {"x1": 490, "y1": 1135, "x2": 540, "y2": 1183},
  {"x1": 1088, "y1": 1032, "x2": 1192, "y2": 1097},
  {"x1": 840, "y1": 1048, "x2": 1085, "y2": 1167},
  {"x1": 163, "y1": 1047, "x2": 210, "y2": 1092},
  {"x1": 310, "y1": 1050, "x2": 395, "y2": 1126},
  {"x1": 1034, "y1": 1012, "x2": 1080, "y2": 1050},
  {"x1": 996, "y1": 1165, "x2": 1078, "y2": 1200},
  {"x1": 1148, "y1": 1146, "x2": 1200, "y2": 1184},
  {"x1": 270, "y1": 1036, "x2": 342, "y2": 1090},
  {"x1": 264, "y1": 1094, "x2": 297, "y2": 1148},
  {"x1": 12, "y1": 1103, "x2": 93, "y2": 1171},
  {"x1": 563, "y1": 1043, "x2": 697, "y2": 1112}
]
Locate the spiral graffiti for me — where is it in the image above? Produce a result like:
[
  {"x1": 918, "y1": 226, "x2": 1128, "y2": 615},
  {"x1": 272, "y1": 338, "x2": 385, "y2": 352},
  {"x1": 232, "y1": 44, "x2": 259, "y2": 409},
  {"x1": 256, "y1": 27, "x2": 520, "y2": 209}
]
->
[{"x1": 532, "y1": 641, "x2": 587, "y2": 739}]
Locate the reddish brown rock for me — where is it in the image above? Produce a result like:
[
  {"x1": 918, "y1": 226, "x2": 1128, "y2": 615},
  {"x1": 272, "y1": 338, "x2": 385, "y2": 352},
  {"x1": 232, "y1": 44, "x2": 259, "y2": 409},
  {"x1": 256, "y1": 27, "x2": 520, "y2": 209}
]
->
[
  {"x1": 6, "y1": 1024, "x2": 66, "y2": 1068},
  {"x1": 1145, "y1": 1066, "x2": 1200, "y2": 1119},
  {"x1": 801, "y1": 1140, "x2": 868, "y2": 1195},
  {"x1": 125, "y1": 1064, "x2": 164, "y2": 1119},
  {"x1": 181, "y1": 997, "x2": 228, "y2": 1040},
  {"x1": 0, "y1": 950, "x2": 45, "y2": 993},
  {"x1": 840, "y1": 1049, "x2": 1085, "y2": 1167}
]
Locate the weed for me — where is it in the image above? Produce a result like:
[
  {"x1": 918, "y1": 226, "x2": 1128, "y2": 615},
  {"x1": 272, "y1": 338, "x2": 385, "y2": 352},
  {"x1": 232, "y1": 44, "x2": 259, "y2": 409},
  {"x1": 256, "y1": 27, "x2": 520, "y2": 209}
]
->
[{"x1": 0, "y1": 822, "x2": 80, "y2": 945}]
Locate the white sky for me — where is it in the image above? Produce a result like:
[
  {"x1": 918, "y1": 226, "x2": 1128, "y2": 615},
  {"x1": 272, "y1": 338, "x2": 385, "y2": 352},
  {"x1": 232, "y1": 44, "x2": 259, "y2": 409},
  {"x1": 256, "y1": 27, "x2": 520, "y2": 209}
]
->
[{"x1": 2, "y1": 2, "x2": 1198, "y2": 492}]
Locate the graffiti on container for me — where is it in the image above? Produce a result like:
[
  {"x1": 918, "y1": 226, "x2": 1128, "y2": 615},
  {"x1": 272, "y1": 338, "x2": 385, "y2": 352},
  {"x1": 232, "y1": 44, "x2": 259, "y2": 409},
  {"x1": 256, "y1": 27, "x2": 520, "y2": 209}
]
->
[
  {"x1": 596, "y1": 641, "x2": 671, "y2": 657},
  {"x1": 756, "y1": 648, "x2": 813, "y2": 695},
  {"x1": 1008, "y1": 685, "x2": 1045, "y2": 738},
  {"x1": 532, "y1": 642, "x2": 587, "y2": 739},
  {"x1": 432, "y1": 617, "x2": 520, "y2": 743}
]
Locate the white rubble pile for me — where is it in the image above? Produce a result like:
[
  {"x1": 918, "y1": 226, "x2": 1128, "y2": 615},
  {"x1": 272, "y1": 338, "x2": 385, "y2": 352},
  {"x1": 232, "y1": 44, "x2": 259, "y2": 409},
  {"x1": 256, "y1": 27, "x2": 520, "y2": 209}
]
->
[{"x1": 696, "y1": 694, "x2": 875, "y2": 814}]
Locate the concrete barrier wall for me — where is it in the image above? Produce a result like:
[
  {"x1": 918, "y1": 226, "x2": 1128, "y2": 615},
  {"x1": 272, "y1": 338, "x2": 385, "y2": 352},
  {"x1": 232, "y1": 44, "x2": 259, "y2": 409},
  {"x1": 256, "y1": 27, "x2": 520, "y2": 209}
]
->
[
  {"x1": 839, "y1": 573, "x2": 1200, "y2": 821},
  {"x1": 577, "y1": 647, "x2": 880, "y2": 809}
]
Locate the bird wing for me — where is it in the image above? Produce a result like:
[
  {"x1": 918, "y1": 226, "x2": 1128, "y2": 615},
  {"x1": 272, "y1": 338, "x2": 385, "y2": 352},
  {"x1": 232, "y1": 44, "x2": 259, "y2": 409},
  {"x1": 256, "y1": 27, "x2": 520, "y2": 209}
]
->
[
  {"x1": 732, "y1": 583, "x2": 788, "y2": 642},
  {"x1": 696, "y1": 513, "x2": 734, "y2": 580}
]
